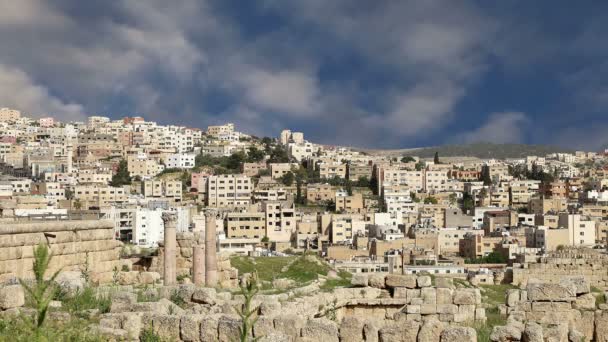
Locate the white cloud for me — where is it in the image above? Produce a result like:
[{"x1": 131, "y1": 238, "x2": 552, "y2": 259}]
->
[
  {"x1": 236, "y1": 69, "x2": 320, "y2": 116},
  {"x1": 0, "y1": 64, "x2": 85, "y2": 121},
  {"x1": 457, "y1": 112, "x2": 529, "y2": 144}
]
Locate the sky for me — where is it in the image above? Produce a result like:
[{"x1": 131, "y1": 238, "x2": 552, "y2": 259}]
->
[{"x1": 1, "y1": 1, "x2": 608, "y2": 150}]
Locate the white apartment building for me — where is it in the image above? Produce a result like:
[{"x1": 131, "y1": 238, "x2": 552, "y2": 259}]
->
[
  {"x1": 166, "y1": 153, "x2": 196, "y2": 169},
  {"x1": 133, "y1": 208, "x2": 164, "y2": 247},
  {"x1": 288, "y1": 142, "x2": 317, "y2": 162}
]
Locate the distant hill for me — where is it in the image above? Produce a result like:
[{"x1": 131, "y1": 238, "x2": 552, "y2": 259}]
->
[{"x1": 399, "y1": 143, "x2": 575, "y2": 159}]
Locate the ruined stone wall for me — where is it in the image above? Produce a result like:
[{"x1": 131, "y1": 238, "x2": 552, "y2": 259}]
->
[
  {"x1": 512, "y1": 249, "x2": 608, "y2": 288},
  {"x1": 151, "y1": 232, "x2": 238, "y2": 288},
  {"x1": 93, "y1": 275, "x2": 482, "y2": 341},
  {"x1": 0, "y1": 219, "x2": 122, "y2": 284},
  {"x1": 491, "y1": 277, "x2": 602, "y2": 341}
]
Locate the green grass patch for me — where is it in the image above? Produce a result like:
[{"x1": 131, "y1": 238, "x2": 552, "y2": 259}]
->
[
  {"x1": 230, "y1": 256, "x2": 295, "y2": 282},
  {"x1": 55, "y1": 287, "x2": 111, "y2": 315},
  {"x1": 0, "y1": 315, "x2": 103, "y2": 342},
  {"x1": 479, "y1": 284, "x2": 517, "y2": 307},
  {"x1": 280, "y1": 256, "x2": 330, "y2": 283},
  {"x1": 231, "y1": 255, "x2": 342, "y2": 289},
  {"x1": 596, "y1": 292, "x2": 606, "y2": 308},
  {"x1": 472, "y1": 307, "x2": 506, "y2": 342},
  {"x1": 320, "y1": 277, "x2": 352, "y2": 291}
]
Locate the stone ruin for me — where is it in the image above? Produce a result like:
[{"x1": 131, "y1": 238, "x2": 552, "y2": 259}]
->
[
  {"x1": 151, "y1": 233, "x2": 238, "y2": 289},
  {"x1": 512, "y1": 247, "x2": 608, "y2": 290},
  {"x1": 491, "y1": 276, "x2": 608, "y2": 341},
  {"x1": 77, "y1": 274, "x2": 482, "y2": 341}
]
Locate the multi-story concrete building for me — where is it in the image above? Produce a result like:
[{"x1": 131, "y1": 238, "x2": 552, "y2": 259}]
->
[
  {"x1": 319, "y1": 162, "x2": 347, "y2": 179},
  {"x1": 225, "y1": 212, "x2": 266, "y2": 239},
  {"x1": 0, "y1": 108, "x2": 21, "y2": 122},
  {"x1": 253, "y1": 188, "x2": 287, "y2": 202},
  {"x1": 166, "y1": 153, "x2": 196, "y2": 169},
  {"x1": 73, "y1": 185, "x2": 127, "y2": 208},
  {"x1": 127, "y1": 155, "x2": 164, "y2": 178},
  {"x1": 459, "y1": 234, "x2": 504, "y2": 259},
  {"x1": 347, "y1": 163, "x2": 373, "y2": 181},
  {"x1": 206, "y1": 174, "x2": 252, "y2": 208},
  {"x1": 288, "y1": 142, "x2": 316, "y2": 161},
  {"x1": 306, "y1": 184, "x2": 336, "y2": 204},
  {"x1": 263, "y1": 201, "x2": 296, "y2": 242},
  {"x1": 269, "y1": 163, "x2": 298, "y2": 179},
  {"x1": 335, "y1": 192, "x2": 364, "y2": 213},
  {"x1": 241, "y1": 162, "x2": 267, "y2": 177},
  {"x1": 558, "y1": 214, "x2": 596, "y2": 246},
  {"x1": 142, "y1": 180, "x2": 182, "y2": 202},
  {"x1": 207, "y1": 123, "x2": 234, "y2": 137}
]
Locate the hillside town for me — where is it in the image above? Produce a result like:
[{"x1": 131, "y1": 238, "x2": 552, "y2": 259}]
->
[
  {"x1": 0, "y1": 107, "x2": 605, "y2": 270},
  {"x1": 3, "y1": 107, "x2": 608, "y2": 340}
]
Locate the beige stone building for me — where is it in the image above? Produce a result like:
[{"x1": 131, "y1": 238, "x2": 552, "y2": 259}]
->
[
  {"x1": 206, "y1": 123, "x2": 234, "y2": 136},
  {"x1": 306, "y1": 184, "x2": 336, "y2": 204},
  {"x1": 528, "y1": 197, "x2": 567, "y2": 215},
  {"x1": 225, "y1": 212, "x2": 265, "y2": 239},
  {"x1": 74, "y1": 185, "x2": 127, "y2": 208},
  {"x1": 335, "y1": 192, "x2": 364, "y2": 213},
  {"x1": 532, "y1": 227, "x2": 570, "y2": 251},
  {"x1": 241, "y1": 162, "x2": 267, "y2": 177},
  {"x1": 206, "y1": 175, "x2": 251, "y2": 208},
  {"x1": 0, "y1": 108, "x2": 21, "y2": 122},
  {"x1": 437, "y1": 228, "x2": 484, "y2": 255},
  {"x1": 319, "y1": 162, "x2": 347, "y2": 179},
  {"x1": 347, "y1": 163, "x2": 373, "y2": 181},
  {"x1": 142, "y1": 180, "x2": 182, "y2": 201},
  {"x1": 331, "y1": 216, "x2": 366, "y2": 244},
  {"x1": 269, "y1": 163, "x2": 298, "y2": 179},
  {"x1": 459, "y1": 234, "x2": 504, "y2": 259},
  {"x1": 263, "y1": 201, "x2": 296, "y2": 243},
  {"x1": 127, "y1": 156, "x2": 164, "y2": 178}
]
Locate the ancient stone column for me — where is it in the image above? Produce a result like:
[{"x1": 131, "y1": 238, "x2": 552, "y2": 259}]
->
[
  {"x1": 192, "y1": 241, "x2": 205, "y2": 285},
  {"x1": 205, "y1": 210, "x2": 218, "y2": 287},
  {"x1": 162, "y1": 212, "x2": 177, "y2": 286}
]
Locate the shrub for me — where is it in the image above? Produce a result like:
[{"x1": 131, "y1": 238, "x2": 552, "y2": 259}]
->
[
  {"x1": 140, "y1": 324, "x2": 162, "y2": 342},
  {"x1": 169, "y1": 290, "x2": 185, "y2": 308},
  {"x1": 19, "y1": 244, "x2": 61, "y2": 330},
  {"x1": 237, "y1": 274, "x2": 260, "y2": 342}
]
